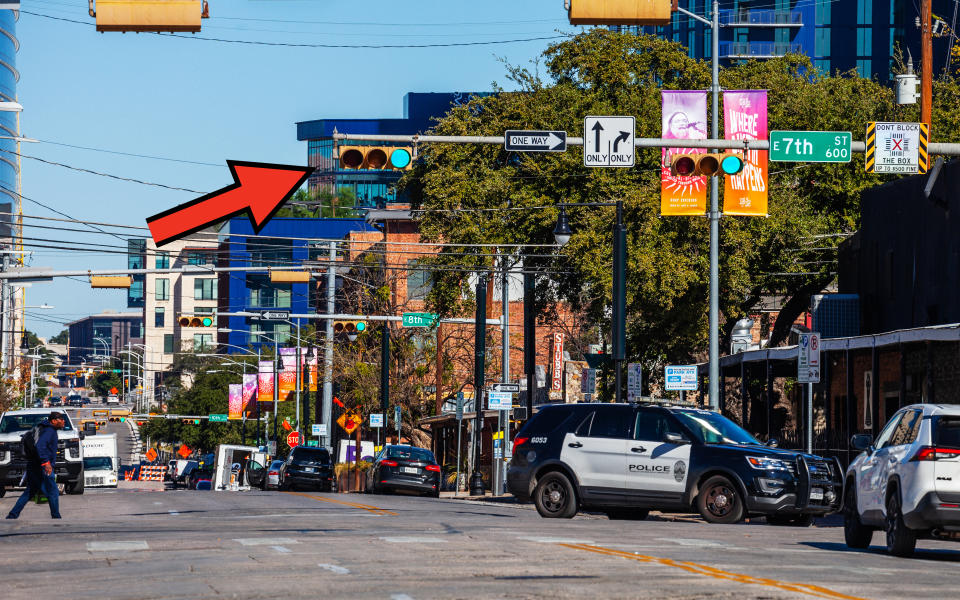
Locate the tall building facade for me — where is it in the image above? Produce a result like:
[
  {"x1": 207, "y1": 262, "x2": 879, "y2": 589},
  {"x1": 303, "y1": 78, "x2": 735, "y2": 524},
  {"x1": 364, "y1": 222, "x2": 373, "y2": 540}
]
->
[
  {"x1": 614, "y1": 1, "x2": 954, "y2": 80},
  {"x1": 296, "y1": 92, "x2": 488, "y2": 208},
  {"x1": 65, "y1": 311, "x2": 144, "y2": 366}
]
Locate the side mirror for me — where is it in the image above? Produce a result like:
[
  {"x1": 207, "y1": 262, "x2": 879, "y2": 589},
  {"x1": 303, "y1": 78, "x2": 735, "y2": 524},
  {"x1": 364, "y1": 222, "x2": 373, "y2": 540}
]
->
[
  {"x1": 766, "y1": 438, "x2": 778, "y2": 448},
  {"x1": 851, "y1": 433, "x2": 873, "y2": 451},
  {"x1": 663, "y1": 432, "x2": 690, "y2": 444},
  {"x1": 79, "y1": 432, "x2": 85, "y2": 440}
]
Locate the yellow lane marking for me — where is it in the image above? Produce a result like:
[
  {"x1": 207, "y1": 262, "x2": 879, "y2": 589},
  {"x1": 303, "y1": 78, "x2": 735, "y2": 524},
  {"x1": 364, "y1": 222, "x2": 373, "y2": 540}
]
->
[
  {"x1": 287, "y1": 491, "x2": 397, "y2": 516},
  {"x1": 557, "y1": 543, "x2": 868, "y2": 600}
]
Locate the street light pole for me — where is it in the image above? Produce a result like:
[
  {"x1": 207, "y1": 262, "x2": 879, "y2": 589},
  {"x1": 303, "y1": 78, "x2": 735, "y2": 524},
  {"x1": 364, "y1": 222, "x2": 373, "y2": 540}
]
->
[
  {"x1": 708, "y1": 0, "x2": 721, "y2": 412},
  {"x1": 470, "y1": 272, "x2": 488, "y2": 496}
]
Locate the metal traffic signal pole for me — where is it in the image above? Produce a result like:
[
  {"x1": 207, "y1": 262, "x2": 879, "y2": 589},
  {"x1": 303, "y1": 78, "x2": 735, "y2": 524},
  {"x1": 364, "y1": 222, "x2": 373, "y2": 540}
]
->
[
  {"x1": 470, "y1": 272, "x2": 488, "y2": 496},
  {"x1": 708, "y1": 0, "x2": 721, "y2": 411},
  {"x1": 322, "y1": 241, "x2": 337, "y2": 449}
]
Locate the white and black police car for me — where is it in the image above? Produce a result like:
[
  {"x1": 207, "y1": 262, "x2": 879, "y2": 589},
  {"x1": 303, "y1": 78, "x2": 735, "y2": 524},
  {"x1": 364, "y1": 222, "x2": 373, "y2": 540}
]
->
[{"x1": 507, "y1": 401, "x2": 842, "y2": 524}]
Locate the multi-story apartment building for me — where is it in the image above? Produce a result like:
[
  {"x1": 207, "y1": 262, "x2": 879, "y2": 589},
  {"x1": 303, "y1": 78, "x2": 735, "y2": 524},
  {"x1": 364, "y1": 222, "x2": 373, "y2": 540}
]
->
[{"x1": 65, "y1": 310, "x2": 143, "y2": 366}]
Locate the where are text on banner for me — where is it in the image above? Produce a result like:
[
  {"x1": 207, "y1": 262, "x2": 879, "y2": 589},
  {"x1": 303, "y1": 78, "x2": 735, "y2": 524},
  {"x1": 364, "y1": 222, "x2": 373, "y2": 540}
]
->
[
  {"x1": 228, "y1": 383, "x2": 243, "y2": 420},
  {"x1": 257, "y1": 360, "x2": 274, "y2": 403},
  {"x1": 661, "y1": 90, "x2": 708, "y2": 216},
  {"x1": 723, "y1": 90, "x2": 768, "y2": 216},
  {"x1": 242, "y1": 373, "x2": 257, "y2": 416}
]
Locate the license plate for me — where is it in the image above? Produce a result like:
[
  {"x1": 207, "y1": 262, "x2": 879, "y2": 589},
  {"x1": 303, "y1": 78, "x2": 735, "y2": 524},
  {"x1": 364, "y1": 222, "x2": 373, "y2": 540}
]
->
[
  {"x1": 402, "y1": 467, "x2": 419, "y2": 474},
  {"x1": 810, "y1": 488, "x2": 824, "y2": 500},
  {"x1": 303, "y1": 467, "x2": 315, "y2": 473}
]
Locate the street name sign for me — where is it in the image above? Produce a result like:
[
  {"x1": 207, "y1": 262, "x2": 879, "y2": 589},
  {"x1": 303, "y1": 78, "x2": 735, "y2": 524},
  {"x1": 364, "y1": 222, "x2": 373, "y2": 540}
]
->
[
  {"x1": 583, "y1": 116, "x2": 635, "y2": 167},
  {"x1": 209, "y1": 414, "x2": 228, "y2": 422},
  {"x1": 370, "y1": 413, "x2": 384, "y2": 428},
  {"x1": 259, "y1": 310, "x2": 290, "y2": 321},
  {"x1": 487, "y1": 391, "x2": 513, "y2": 411},
  {"x1": 769, "y1": 131, "x2": 851, "y2": 163},
  {"x1": 798, "y1": 332, "x2": 821, "y2": 383},
  {"x1": 490, "y1": 383, "x2": 520, "y2": 393},
  {"x1": 401, "y1": 312, "x2": 438, "y2": 327},
  {"x1": 504, "y1": 130, "x2": 567, "y2": 152},
  {"x1": 866, "y1": 122, "x2": 929, "y2": 174},
  {"x1": 664, "y1": 365, "x2": 698, "y2": 391}
]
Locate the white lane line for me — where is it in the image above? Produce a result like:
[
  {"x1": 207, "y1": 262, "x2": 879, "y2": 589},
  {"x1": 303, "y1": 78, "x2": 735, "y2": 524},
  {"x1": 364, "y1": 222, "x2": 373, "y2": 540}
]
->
[
  {"x1": 168, "y1": 510, "x2": 179, "y2": 516},
  {"x1": 152, "y1": 502, "x2": 163, "y2": 505},
  {"x1": 390, "y1": 595, "x2": 415, "y2": 600},
  {"x1": 516, "y1": 536, "x2": 593, "y2": 544},
  {"x1": 379, "y1": 536, "x2": 447, "y2": 543},
  {"x1": 234, "y1": 537, "x2": 299, "y2": 546},
  {"x1": 87, "y1": 541, "x2": 149, "y2": 552},
  {"x1": 655, "y1": 538, "x2": 731, "y2": 548},
  {"x1": 270, "y1": 546, "x2": 292, "y2": 554},
  {"x1": 317, "y1": 563, "x2": 350, "y2": 574}
]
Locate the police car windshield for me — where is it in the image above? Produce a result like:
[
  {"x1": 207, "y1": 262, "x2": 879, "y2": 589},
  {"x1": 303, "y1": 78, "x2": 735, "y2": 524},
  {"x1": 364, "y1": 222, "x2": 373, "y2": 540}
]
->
[{"x1": 673, "y1": 410, "x2": 760, "y2": 445}]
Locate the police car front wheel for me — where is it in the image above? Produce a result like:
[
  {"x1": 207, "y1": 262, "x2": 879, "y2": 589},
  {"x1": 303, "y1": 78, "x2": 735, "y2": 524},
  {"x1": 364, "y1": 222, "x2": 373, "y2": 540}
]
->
[
  {"x1": 696, "y1": 475, "x2": 744, "y2": 524},
  {"x1": 533, "y1": 472, "x2": 578, "y2": 519}
]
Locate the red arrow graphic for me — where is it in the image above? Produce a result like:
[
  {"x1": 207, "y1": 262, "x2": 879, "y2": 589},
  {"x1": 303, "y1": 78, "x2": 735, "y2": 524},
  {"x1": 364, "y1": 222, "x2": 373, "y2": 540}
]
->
[{"x1": 146, "y1": 160, "x2": 314, "y2": 246}]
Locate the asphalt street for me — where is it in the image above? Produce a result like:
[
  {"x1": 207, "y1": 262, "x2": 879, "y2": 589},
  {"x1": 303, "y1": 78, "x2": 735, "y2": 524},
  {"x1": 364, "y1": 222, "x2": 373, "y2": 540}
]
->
[{"x1": 1, "y1": 484, "x2": 959, "y2": 600}]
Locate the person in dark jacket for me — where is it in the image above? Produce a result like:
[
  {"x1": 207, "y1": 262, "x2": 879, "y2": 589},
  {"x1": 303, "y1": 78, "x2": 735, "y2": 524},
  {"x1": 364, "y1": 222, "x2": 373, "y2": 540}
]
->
[{"x1": 6, "y1": 412, "x2": 65, "y2": 519}]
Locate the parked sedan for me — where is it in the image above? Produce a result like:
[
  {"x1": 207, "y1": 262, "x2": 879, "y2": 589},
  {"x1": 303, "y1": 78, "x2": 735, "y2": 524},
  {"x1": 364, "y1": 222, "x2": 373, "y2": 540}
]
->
[
  {"x1": 369, "y1": 445, "x2": 441, "y2": 497},
  {"x1": 279, "y1": 447, "x2": 334, "y2": 492},
  {"x1": 262, "y1": 460, "x2": 285, "y2": 490}
]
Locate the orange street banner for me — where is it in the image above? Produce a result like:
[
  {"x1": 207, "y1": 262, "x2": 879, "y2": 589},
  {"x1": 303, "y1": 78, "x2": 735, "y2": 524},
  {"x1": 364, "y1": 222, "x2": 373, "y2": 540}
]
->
[
  {"x1": 257, "y1": 360, "x2": 274, "y2": 402},
  {"x1": 279, "y1": 347, "x2": 297, "y2": 398},
  {"x1": 723, "y1": 90, "x2": 768, "y2": 216},
  {"x1": 661, "y1": 90, "x2": 708, "y2": 215}
]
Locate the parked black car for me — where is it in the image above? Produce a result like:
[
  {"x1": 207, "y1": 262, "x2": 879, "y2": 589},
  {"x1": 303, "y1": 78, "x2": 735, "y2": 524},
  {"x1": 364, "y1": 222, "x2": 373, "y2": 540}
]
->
[
  {"x1": 278, "y1": 446, "x2": 334, "y2": 492},
  {"x1": 368, "y1": 445, "x2": 441, "y2": 497}
]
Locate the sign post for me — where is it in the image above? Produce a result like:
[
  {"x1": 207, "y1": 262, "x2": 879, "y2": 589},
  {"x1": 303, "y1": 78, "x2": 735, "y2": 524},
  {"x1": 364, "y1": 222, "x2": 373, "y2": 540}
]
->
[
  {"x1": 455, "y1": 391, "x2": 464, "y2": 497},
  {"x1": 504, "y1": 130, "x2": 567, "y2": 152},
  {"x1": 798, "y1": 332, "x2": 821, "y2": 454},
  {"x1": 769, "y1": 131, "x2": 852, "y2": 163}
]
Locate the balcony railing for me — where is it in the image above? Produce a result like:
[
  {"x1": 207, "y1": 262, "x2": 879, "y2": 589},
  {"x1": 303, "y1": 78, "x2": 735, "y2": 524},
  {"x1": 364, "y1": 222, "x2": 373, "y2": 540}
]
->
[
  {"x1": 719, "y1": 41, "x2": 805, "y2": 59},
  {"x1": 719, "y1": 9, "x2": 803, "y2": 27}
]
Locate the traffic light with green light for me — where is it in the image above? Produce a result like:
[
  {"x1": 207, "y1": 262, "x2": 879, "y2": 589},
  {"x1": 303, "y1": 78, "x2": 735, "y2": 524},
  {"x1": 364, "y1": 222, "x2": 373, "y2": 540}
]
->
[
  {"x1": 333, "y1": 320, "x2": 366, "y2": 341},
  {"x1": 670, "y1": 152, "x2": 745, "y2": 177},
  {"x1": 178, "y1": 315, "x2": 215, "y2": 327},
  {"x1": 338, "y1": 145, "x2": 414, "y2": 171}
]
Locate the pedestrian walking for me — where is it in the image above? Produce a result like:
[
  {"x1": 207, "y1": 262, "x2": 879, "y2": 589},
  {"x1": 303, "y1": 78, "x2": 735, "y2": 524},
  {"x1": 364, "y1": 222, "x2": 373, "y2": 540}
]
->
[{"x1": 6, "y1": 412, "x2": 66, "y2": 519}]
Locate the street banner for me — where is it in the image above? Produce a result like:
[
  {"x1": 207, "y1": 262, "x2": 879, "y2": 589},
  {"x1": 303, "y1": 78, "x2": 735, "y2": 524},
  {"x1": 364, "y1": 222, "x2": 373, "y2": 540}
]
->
[
  {"x1": 228, "y1": 383, "x2": 243, "y2": 420},
  {"x1": 551, "y1": 333, "x2": 565, "y2": 392},
  {"x1": 279, "y1": 347, "x2": 297, "y2": 398},
  {"x1": 661, "y1": 90, "x2": 708, "y2": 216},
  {"x1": 257, "y1": 360, "x2": 275, "y2": 403},
  {"x1": 242, "y1": 373, "x2": 257, "y2": 416},
  {"x1": 723, "y1": 90, "x2": 768, "y2": 216},
  {"x1": 308, "y1": 351, "x2": 318, "y2": 392}
]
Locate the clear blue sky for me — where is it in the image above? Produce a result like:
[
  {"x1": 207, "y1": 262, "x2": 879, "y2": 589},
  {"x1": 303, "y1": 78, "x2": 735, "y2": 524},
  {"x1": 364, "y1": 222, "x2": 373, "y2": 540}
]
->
[{"x1": 16, "y1": 0, "x2": 574, "y2": 338}]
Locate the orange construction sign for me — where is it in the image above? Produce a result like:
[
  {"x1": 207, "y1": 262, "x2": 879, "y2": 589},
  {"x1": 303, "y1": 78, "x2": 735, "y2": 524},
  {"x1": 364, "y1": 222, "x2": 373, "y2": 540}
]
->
[
  {"x1": 145, "y1": 448, "x2": 158, "y2": 462},
  {"x1": 177, "y1": 444, "x2": 191, "y2": 459}
]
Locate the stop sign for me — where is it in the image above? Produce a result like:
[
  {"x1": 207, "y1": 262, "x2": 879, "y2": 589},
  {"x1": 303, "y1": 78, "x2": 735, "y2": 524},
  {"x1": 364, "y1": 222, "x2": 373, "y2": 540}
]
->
[{"x1": 286, "y1": 431, "x2": 301, "y2": 448}]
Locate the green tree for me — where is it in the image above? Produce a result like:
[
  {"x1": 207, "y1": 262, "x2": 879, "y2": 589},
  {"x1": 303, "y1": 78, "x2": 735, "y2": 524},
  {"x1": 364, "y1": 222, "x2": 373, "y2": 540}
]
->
[
  {"x1": 401, "y1": 30, "x2": 901, "y2": 384},
  {"x1": 49, "y1": 329, "x2": 69, "y2": 344}
]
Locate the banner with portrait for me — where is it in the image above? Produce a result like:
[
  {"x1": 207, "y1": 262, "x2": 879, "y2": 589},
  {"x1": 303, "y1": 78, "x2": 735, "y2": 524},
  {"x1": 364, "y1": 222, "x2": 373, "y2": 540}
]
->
[
  {"x1": 661, "y1": 90, "x2": 708, "y2": 216},
  {"x1": 723, "y1": 90, "x2": 768, "y2": 216}
]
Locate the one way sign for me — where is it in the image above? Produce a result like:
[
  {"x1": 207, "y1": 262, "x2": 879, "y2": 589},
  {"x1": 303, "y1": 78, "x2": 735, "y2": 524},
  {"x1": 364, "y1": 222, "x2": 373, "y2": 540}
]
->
[
  {"x1": 504, "y1": 130, "x2": 567, "y2": 152},
  {"x1": 583, "y1": 116, "x2": 635, "y2": 167}
]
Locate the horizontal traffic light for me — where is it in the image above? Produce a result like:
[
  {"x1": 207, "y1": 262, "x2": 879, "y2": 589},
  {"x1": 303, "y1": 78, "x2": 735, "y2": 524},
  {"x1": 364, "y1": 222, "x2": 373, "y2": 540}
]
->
[
  {"x1": 338, "y1": 146, "x2": 414, "y2": 171},
  {"x1": 333, "y1": 320, "x2": 366, "y2": 334},
  {"x1": 669, "y1": 152, "x2": 745, "y2": 177},
  {"x1": 568, "y1": 0, "x2": 673, "y2": 25},
  {"x1": 178, "y1": 315, "x2": 215, "y2": 327}
]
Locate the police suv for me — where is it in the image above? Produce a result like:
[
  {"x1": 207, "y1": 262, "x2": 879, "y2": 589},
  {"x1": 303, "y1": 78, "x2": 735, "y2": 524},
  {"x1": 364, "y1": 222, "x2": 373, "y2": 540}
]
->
[{"x1": 507, "y1": 402, "x2": 842, "y2": 524}]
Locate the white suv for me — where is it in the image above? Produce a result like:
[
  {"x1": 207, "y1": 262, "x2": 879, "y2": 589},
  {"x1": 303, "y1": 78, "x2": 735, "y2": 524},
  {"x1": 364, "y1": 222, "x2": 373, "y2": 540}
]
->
[{"x1": 843, "y1": 403, "x2": 960, "y2": 556}]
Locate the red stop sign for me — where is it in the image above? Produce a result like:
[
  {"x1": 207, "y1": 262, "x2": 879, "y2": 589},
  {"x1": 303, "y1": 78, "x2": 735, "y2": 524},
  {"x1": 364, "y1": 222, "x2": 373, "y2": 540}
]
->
[{"x1": 286, "y1": 431, "x2": 301, "y2": 448}]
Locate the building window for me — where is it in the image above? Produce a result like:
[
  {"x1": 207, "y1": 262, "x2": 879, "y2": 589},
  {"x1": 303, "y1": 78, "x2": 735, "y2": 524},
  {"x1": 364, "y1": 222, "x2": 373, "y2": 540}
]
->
[
  {"x1": 247, "y1": 275, "x2": 291, "y2": 308},
  {"x1": 856, "y1": 0, "x2": 872, "y2": 25},
  {"x1": 815, "y1": 0, "x2": 831, "y2": 26},
  {"x1": 155, "y1": 307, "x2": 165, "y2": 328},
  {"x1": 407, "y1": 260, "x2": 432, "y2": 301},
  {"x1": 155, "y1": 251, "x2": 170, "y2": 269},
  {"x1": 128, "y1": 278, "x2": 144, "y2": 306},
  {"x1": 194, "y1": 278, "x2": 218, "y2": 300},
  {"x1": 130, "y1": 321, "x2": 142, "y2": 338},
  {"x1": 193, "y1": 333, "x2": 214, "y2": 351},
  {"x1": 815, "y1": 59, "x2": 831, "y2": 74},
  {"x1": 857, "y1": 59, "x2": 871, "y2": 78},
  {"x1": 128, "y1": 239, "x2": 145, "y2": 269},
  {"x1": 186, "y1": 251, "x2": 211, "y2": 266},
  {"x1": 815, "y1": 28, "x2": 831, "y2": 58},
  {"x1": 856, "y1": 28, "x2": 871, "y2": 57},
  {"x1": 195, "y1": 306, "x2": 215, "y2": 314},
  {"x1": 163, "y1": 334, "x2": 174, "y2": 354},
  {"x1": 155, "y1": 278, "x2": 170, "y2": 301}
]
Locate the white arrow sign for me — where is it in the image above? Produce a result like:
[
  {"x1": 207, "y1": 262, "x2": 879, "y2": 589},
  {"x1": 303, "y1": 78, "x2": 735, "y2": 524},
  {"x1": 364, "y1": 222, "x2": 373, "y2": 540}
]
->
[{"x1": 583, "y1": 116, "x2": 635, "y2": 167}]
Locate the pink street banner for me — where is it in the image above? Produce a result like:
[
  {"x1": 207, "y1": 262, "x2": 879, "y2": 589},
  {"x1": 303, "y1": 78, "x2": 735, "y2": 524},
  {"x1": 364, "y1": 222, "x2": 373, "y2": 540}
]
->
[
  {"x1": 723, "y1": 90, "x2": 768, "y2": 216},
  {"x1": 257, "y1": 360, "x2": 275, "y2": 403},
  {"x1": 661, "y1": 90, "x2": 708, "y2": 216},
  {"x1": 279, "y1": 347, "x2": 297, "y2": 398},
  {"x1": 228, "y1": 384, "x2": 243, "y2": 420},
  {"x1": 242, "y1": 373, "x2": 257, "y2": 416},
  {"x1": 308, "y1": 352, "x2": 318, "y2": 392}
]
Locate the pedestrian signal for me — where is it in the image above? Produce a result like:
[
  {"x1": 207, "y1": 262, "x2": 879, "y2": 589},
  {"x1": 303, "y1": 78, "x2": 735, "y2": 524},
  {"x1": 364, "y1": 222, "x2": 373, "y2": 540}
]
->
[
  {"x1": 669, "y1": 152, "x2": 745, "y2": 177},
  {"x1": 178, "y1": 315, "x2": 215, "y2": 327},
  {"x1": 338, "y1": 146, "x2": 414, "y2": 171}
]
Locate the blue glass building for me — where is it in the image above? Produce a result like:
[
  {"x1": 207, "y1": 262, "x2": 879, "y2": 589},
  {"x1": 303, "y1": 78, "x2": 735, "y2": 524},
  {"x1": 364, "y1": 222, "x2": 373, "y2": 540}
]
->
[
  {"x1": 0, "y1": 9, "x2": 17, "y2": 210},
  {"x1": 614, "y1": 1, "x2": 950, "y2": 80},
  {"x1": 219, "y1": 217, "x2": 376, "y2": 354},
  {"x1": 296, "y1": 92, "x2": 488, "y2": 208}
]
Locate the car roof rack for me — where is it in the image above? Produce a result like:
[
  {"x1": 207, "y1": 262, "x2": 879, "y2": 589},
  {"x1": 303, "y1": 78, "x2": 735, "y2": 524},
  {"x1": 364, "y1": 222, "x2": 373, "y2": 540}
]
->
[{"x1": 632, "y1": 396, "x2": 699, "y2": 408}]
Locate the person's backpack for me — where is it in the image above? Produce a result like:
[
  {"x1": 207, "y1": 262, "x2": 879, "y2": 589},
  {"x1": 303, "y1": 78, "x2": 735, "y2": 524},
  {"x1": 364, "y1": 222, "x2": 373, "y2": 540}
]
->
[{"x1": 20, "y1": 425, "x2": 42, "y2": 461}]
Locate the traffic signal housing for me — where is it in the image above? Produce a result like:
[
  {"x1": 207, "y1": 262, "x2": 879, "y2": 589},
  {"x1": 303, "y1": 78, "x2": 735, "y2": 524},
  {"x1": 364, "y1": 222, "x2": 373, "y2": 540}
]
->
[
  {"x1": 337, "y1": 146, "x2": 414, "y2": 171},
  {"x1": 669, "y1": 152, "x2": 745, "y2": 177},
  {"x1": 333, "y1": 320, "x2": 366, "y2": 341},
  {"x1": 567, "y1": 0, "x2": 674, "y2": 25},
  {"x1": 178, "y1": 314, "x2": 216, "y2": 327}
]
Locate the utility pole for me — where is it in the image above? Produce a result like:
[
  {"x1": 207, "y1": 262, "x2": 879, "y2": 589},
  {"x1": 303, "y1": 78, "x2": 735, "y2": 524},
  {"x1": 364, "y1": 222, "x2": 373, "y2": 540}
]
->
[
  {"x1": 495, "y1": 254, "x2": 510, "y2": 496},
  {"x1": 470, "y1": 272, "x2": 488, "y2": 496},
  {"x1": 523, "y1": 272, "x2": 536, "y2": 418},
  {"x1": 612, "y1": 201, "x2": 626, "y2": 403},
  {"x1": 922, "y1": 0, "x2": 933, "y2": 127},
  {"x1": 380, "y1": 322, "x2": 390, "y2": 421},
  {"x1": 0, "y1": 252, "x2": 8, "y2": 375},
  {"x1": 321, "y1": 241, "x2": 336, "y2": 449},
  {"x1": 708, "y1": 0, "x2": 721, "y2": 411}
]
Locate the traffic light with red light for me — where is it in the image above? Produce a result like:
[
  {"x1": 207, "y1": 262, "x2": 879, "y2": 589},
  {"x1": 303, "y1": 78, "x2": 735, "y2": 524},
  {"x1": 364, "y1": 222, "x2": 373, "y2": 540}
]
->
[
  {"x1": 338, "y1": 146, "x2": 414, "y2": 171},
  {"x1": 670, "y1": 152, "x2": 745, "y2": 177}
]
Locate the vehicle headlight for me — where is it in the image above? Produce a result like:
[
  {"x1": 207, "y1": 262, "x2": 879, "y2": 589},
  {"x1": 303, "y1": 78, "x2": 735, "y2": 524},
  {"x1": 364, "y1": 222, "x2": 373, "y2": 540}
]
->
[
  {"x1": 746, "y1": 456, "x2": 791, "y2": 471},
  {"x1": 0, "y1": 450, "x2": 9, "y2": 465},
  {"x1": 756, "y1": 477, "x2": 787, "y2": 494}
]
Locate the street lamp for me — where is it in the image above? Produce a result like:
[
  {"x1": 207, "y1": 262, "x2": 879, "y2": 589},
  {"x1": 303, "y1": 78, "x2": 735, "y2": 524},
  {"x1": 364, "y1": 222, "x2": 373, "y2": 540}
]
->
[{"x1": 553, "y1": 200, "x2": 627, "y2": 403}]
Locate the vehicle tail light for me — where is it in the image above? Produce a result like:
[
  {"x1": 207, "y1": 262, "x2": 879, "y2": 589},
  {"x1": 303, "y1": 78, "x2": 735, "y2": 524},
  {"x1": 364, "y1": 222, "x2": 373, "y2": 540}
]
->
[
  {"x1": 912, "y1": 446, "x2": 960, "y2": 461},
  {"x1": 268, "y1": 471, "x2": 278, "y2": 476},
  {"x1": 513, "y1": 436, "x2": 530, "y2": 453},
  {"x1": 425, "y1": 464, "x2": 441, "y2": 472},
  {"x1": 381, "y1": 459, "x2": 398, "y2": 467}
]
